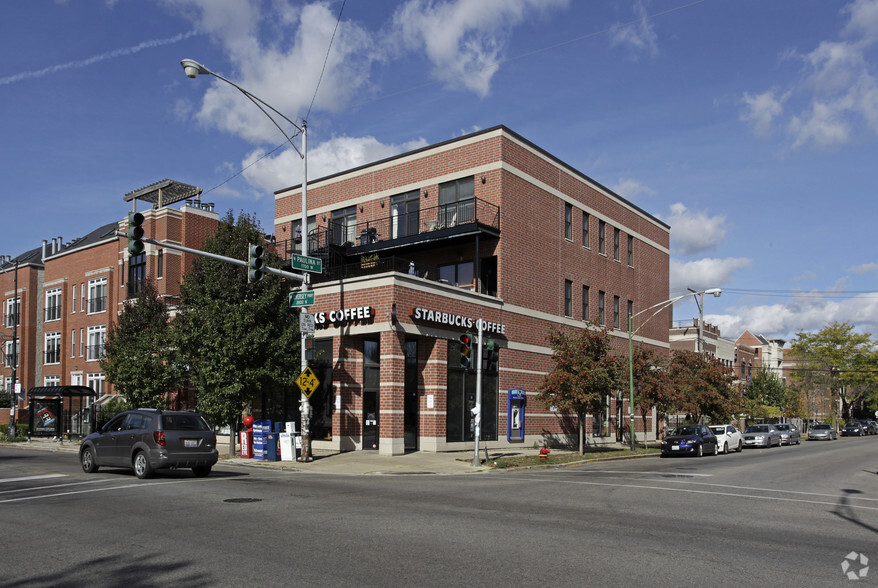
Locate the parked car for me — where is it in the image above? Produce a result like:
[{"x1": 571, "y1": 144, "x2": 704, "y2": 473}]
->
[
  {"x1": 866, "y1": 421, "x2": 878, "y2": 435},
  {"x1": 743, "y1": 424, "x2": 781, "y2": 448},
  {"x1": 841, "y1": 421, "x2": 867, "y2": 437},
  {"x1": 807, "y1": 423, "x2": 837, "y2": 440},
  {"x1": 661, "y1": 425, "x2": 718, "y2": 457},
  {"x1": 80, "y1": 409, "x2": 218, "y2": 479},
  {"x1": 708, "y1": 424, "x2": 743, "y2": 454},
  {"x1": 774, "y1": 423, "x2": 801, "y2": 445}
]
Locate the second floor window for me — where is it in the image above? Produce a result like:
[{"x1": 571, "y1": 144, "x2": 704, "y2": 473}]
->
[
  {"x1": 46, "y1": 288, "x2": 62, "y2": 322},
  {"x1": 45, "y1": 332, "x2": 61, "y2": 365},
  {"x1": 613, "y1": 228, "x2": 620, "y2": 262},
  {"x1": 4, "y1": 297, "x2": 19, "y2": 328},
  {"x1": 582, "y1": 211, "x2": 590, "y2": 248},
  {"x1": 439, "y1": 261, "x2": 475, "y2": 289},
  {"x1": 87, "y1": 325, "x2": 106, "y2": 361},
  {"x1": 564, "y1": 280, "x2": 573, "y2": 317},
  {"x1": 613, "y1": 295, "x2": 620, "y2": 329},
  {"x1": 4, "y1": 339, "x2": 19, "y2": 368},
  {"x1": 598, "y1": 221, "x2": 606, "y2": 255},
  {"x1": 582, "y1": 285, "x2": 590, "y2": 322},
  {"x1": 598, "y1": 291, "x2": 605, "y2": 325},
  {"x1": 88, "y1": 277, "x2": 107, "y2": 314},
  {"x1": 628, "y1": 235, "x2": 634, "y2": 266}
]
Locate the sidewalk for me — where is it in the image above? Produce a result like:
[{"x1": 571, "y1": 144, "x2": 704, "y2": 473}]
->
[{"x1": 3, "y1": 437, "x2": 559, "y2": 476}]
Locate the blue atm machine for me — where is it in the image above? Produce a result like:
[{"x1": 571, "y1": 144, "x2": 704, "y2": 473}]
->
[{"x1": 507, "y1": 389, "x2": 526, "y2": 442}]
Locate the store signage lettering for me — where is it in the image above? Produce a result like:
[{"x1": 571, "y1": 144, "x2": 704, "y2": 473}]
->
[
  {"x1": 411, "y1": 307, "x2": 507, "y2": 335},
  {"x1": 314, "y1": 306, "x2": 373, "y2": 327}
]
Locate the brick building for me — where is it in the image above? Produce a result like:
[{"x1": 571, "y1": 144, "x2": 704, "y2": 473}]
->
[
  {"x1": 0, "y1": 180, "x2": 218, "y2": 432},
  {"x1": 273, "y1": 126, "x2": 671, "y2": 454}
]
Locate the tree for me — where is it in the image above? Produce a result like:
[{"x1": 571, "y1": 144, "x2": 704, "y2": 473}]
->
[
  {"x1": 101, "y1": 280, "x2": 182, "y2": 408},
  {"x1": 669, "y1": 350, "x2": 740, "y2": 423},
  {"x1": 174, "y1": 211, "x2": 301, "y2": 456},
  {"x1": 744, "y1": 368, "x2": 786, "y2": 419},
  {"x1": 535, "y1": 325, "x2": 622, "y2": 454},
  {"x1": 790, "y1": 321, "x2": 878, "y2": 423},
  {"x1": 631, "y1": 345, "x2": 672, "y2": 448}
]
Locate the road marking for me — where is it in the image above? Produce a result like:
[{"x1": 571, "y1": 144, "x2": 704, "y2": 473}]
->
[
  {"x1": 506, "y1": 475, "x2": 878, "y2": 512},
  {"x1": 0, "y1": 478, "x2": 198, "y2": 504},
  {"x1": 0, "y1": 478, "x2": 114, "y2": 495},
  {"x1": 0, "y1": 474, "x2": 66, "y2": 484}
]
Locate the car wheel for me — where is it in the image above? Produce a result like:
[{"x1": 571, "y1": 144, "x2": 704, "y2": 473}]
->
[
  {"x1": 723, "y1": 442, "x2": 729, "y2": 455},
  {"x1": 736, "y1": 440, "x2": 743, "y2": 452},
  {"x1": 696, "y1": 444, "x2": 703, "y2": 457},
  {"x1": 192, "y1": 466, "x2": 212, "y2": 477},
  {"x1": 80, "y1": 447, "x2": 99, "y2": 474},
  {"x1": 133, "y1": 451, "x2": 154, "y2": 479}
]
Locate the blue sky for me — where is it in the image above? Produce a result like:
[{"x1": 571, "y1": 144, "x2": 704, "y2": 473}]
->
[{"x1": 2, "y1": 0, "x2": 877, "y2": 343}]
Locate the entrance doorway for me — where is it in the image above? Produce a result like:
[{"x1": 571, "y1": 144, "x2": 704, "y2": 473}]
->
[
  {"x1": 404, "y1": 340, "x2": 418, "y2": 451},
  {"x1": 363, "y1": 339, "x2": 379, "y2": 450}
]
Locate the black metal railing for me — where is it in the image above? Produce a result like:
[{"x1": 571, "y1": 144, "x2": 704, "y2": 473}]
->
[
  {"x1": 88, "y1": 296, "x2": 107, "y2": 314},
  {"x1": 45, "y1": 304, "x2": 62, "y2": 322}
]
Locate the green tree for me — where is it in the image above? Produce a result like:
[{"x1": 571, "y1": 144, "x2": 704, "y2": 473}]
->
[
  {"x1": 744, "y1": 368, "x2": 786, "y2": 418},
  {"x1": 631, "y1": 345, "x2": 672, "y2": 448},
  {"x1": 790, "y1": 321, "x2": 878, "y2": 423},
  {"x1": 535, "y1": 325, "x2": 622, "y2": 454},
  {"x1": 174, "y1": 211, "x2": 301, "y2": 456},
  {"x1": 100, "y1": 280, "x2": 182, "y2": 408},
  {"x1": 669, "y1": 350, "x2": 740, "y2": 423}
]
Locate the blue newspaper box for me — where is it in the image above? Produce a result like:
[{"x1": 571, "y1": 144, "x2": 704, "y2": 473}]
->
[
  {"x1": 252, "y1": 419, "x2": 272, "y2": 460},
  {"x1": 263, "y1": 432, "x2": 280, "y2": 461}
]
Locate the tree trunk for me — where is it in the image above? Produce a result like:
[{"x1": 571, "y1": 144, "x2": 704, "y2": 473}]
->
[
  {"x1": 228, "y1": 421, "x2": 237, "y2": 458},
  {"x1": 579, "y1": 410, "x2": 585, "y2": 455}
]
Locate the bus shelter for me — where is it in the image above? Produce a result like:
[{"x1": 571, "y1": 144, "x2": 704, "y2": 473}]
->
[{"x1": 27, "y1": 386, "x2": 97, "y2": 440}]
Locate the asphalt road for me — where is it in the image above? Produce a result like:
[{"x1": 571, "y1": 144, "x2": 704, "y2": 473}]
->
[{"x1": 1, "y1": 436, "x2": 877, "y2": 586}]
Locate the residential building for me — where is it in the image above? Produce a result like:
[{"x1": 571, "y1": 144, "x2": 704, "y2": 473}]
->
[{"x1": 736, "y1": 330, "x2": 785, "y2": 381}]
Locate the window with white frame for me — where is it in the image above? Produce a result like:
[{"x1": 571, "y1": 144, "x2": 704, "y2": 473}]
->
[
  {"x1": 5, "y1": 297, "x2": 20, "y2": 328},
  {"x1": 71, "y1": 329, "x2": 76, "y2": 358},
  {"x1": 86, "y1": 325, "x2": 106, "y2": 361},
  {"x1": 44, "y1": 375, "x2": 60, "y2": 387},
  {"x1": 88, "y1": 277, "x2": 108, "y2": 314},
  {"x1": 72, "y1": 284, "x2": 77, "y2": 313},
  {"x1": 87, "y1": 372, "x2": 105, "y2": 395},
  {"x1": 46, "y1": 288, "x2": 62, "y2": 322},
  {"x1": 4, "y1": 339, "x2": 19, "y2": 368},
  {"x1": 45, "y1": 331, "x2": 61, "y2": 364}
]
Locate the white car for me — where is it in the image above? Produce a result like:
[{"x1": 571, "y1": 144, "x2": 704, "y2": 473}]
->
[{"x1": 709, "y1": 424, "x2": 743, "y2": 454}]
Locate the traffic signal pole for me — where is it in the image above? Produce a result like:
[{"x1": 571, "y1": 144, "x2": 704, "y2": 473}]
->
[{"x1": 472, "y1": 321, "x2": 483, "y2": 467}]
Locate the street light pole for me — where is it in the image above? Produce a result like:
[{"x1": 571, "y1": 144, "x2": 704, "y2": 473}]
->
[
  {"x1": 627, "y1": 287, "x2": 721, "y2": 450},
  {"x1": 181, "y1": 58, "x2": 313, "y2": 461}
]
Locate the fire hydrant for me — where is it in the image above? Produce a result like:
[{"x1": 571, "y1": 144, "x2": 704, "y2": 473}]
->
[{"x1": 539, "y1": 447, "x2": 550, "y2": 461}]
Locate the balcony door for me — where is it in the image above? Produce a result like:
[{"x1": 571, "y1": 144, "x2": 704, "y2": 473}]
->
[{"x1": 391, "y1": 190, "x2": 420, "y2": 239}]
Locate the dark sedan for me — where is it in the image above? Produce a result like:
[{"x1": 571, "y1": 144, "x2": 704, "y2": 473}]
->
[
  {"x1": 841, "y1": 421, "x2": 867, "y2": 437},
  {"x1": 661, "y1": 425, "x2": 718, "y2": 457}
]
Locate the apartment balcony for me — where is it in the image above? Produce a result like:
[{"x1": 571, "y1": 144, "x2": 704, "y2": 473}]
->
[{"x1": 276, "y1": 197, "x2": 500, "y2": 282}]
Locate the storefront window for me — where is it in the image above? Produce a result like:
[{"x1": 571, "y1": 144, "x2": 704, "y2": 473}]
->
[{"x1": 446, "y1": 339, "x2": 498, "y2": 443}]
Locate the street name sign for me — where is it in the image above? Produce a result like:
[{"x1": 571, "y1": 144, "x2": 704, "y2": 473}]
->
[
  {"x1": 290, "y1": 253, "x2": 323, "y2": 273},
  {"x1": 289, "y1": 291, "x2": 315, "y2": 307}
]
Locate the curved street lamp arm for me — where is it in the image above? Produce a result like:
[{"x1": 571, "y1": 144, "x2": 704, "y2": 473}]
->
[{"x1": 180, "y1": 59, "x2": 304, "y2": 159}]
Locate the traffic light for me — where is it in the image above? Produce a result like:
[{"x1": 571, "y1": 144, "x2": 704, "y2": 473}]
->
[
  {"x1": 483, "y1": 338, "x2": 498, "y2": 373},
  {"x1": 127, "y1": 212, "x2": 145, "y2": 255},
  {"x1": 247, "y1": 243, "x2": 264, "y2": 283},
  {"x1": 459, "y1": 333, "x2": 473, "y2": 368}
]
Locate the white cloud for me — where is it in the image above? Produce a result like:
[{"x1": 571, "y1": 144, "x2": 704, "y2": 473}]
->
[
  {"x1": 662, "y1": 202, "x2": 728, "y2": 256},
  {"x1": 609, "y1": 0, "x2": 658, "y2": 59},
  {"x1": 611, "y1": 178, "x2": 655, "y2": 200},
  {"x1": 849, "y1": 262, "x2": 878, "y2": 274},
  {"x1": 669, "y1": 257, "x2": 752, "y2": 294},
  {"x1": 742, "y1": 0, "x2": 878, "y2": 148},
  {"x1": 241, "y1": 135, "x2": 429, "y2": 195},
  {"x1": 710, "y1": 292, "x2": 878, "y2": 340},
  {"x1": 390, "y1": 0, "x2": 568, "y2": 98},
  {"x1": 740, "y1": 90, "x2": 787, "y2": 137}
]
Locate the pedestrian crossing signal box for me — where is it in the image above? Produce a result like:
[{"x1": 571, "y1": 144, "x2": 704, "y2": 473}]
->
[{"x1": 507, "y1": 389, "x2": 526, "y2": 442}]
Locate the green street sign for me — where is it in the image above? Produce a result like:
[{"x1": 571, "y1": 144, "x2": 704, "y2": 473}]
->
[
  {"x1": 290, "y1": 253, "x2": 323, "y2": 273},
  {"x1": 289, "y1": 291, "x2": 315, "y2": 307}
]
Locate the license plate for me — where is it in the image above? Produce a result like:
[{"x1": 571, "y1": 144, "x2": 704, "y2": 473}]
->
[
  {"x1": 184, "y1": 439, "x2": 198, "y2": 448},
  {"x1": 671, "y1": 445, "x2": 680, "y2": 451}
]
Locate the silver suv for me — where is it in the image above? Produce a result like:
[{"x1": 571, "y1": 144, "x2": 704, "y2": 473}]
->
[{"x1": 80, "y1": 409, "x2": 218, "y2": 479}]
